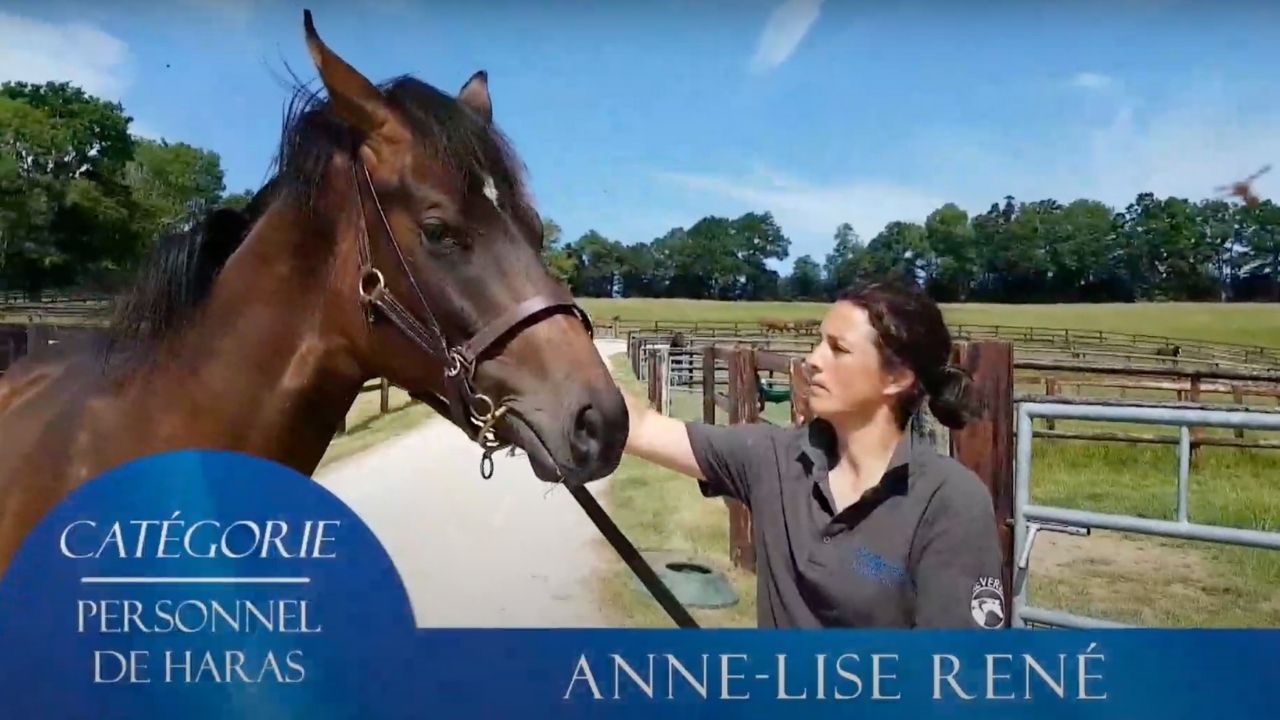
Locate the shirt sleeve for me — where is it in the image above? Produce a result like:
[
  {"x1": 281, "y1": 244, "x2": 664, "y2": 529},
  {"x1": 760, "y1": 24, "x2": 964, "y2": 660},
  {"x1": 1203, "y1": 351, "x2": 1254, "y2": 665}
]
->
[
  {"x1": 684, "y1": 422, "x2": 777, "y2": 507},
  {"x1": 910, "y1": 467, "x2": 1007, "y2": 629}
]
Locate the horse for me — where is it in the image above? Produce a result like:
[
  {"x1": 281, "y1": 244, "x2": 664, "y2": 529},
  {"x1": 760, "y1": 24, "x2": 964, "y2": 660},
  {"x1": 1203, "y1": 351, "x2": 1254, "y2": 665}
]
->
[
  {"x1": 792, "y1": 318, "x2": 820, "y2": 334},
  {"x1": 760, "y1": 317, "x2": 791, "y2": 334},
  {"x1": 0, "y1": 10, "x2": 628, "y2": 575}
]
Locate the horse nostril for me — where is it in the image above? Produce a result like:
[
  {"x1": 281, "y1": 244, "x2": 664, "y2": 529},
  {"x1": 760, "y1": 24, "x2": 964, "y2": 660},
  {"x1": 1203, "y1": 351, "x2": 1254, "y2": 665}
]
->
[{"x1": 570, "y1": 404, "x2": 604, "y2": 465}]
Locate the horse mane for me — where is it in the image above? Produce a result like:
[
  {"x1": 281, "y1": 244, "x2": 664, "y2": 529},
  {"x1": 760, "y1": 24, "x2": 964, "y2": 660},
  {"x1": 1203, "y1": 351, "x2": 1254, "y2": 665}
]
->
[{"x1": 104, "y1": 69, "x2": 533, "y2": 365}]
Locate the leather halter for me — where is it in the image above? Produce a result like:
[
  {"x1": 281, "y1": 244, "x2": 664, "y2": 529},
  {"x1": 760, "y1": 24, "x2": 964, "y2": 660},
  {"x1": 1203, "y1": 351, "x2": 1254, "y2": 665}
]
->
[
  {"x1": 345, "y1": 158, "x2": 701, "y2": 630},
  {"x1": 347, "y1": 159, "x2": 593, "y2": 476}
]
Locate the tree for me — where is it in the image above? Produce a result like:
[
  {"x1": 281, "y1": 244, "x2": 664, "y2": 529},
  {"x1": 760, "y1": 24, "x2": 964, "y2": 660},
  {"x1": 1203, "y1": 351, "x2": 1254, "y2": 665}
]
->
[
  {"x1": 538, "y1": 217, "x2": 576, "y2": 285},
  {"x1": 219, "y1": 189, "x2": 256, "y2": 211},
  {"x1": 1197, "y1": 199, "x2": 1241, "y2": 300},
  {"x1": 864, "y1": 221, "x2": 929, "y2": 286},
  {"x1": 730, "y1": 211, "x2": 790, "y2": 300},
  {"x1": 669, "y1": 216, "x2": 741, "y2": 300},
  {"x1": 0, "y1": 81, "x2": 134, "y2": 181},
  {"x1": 823, "y1": 222, "x2": 865, "y2": 298},
  {"x1": 923, "y1": 204, "x2": 974, "y2": 301},
  {"x1": 0, "y1": 82, "x2": 139, "y2": 293},
  {"x1": 1239, "y1": 199, "x2": 1280, "y2": 300},
  {"x1": 567, "y1": 230, "x2": 625, "y2": 297},
  {"x1": 123, "y1": 138, "x2": 226, "y2": 241},
  {"x1": 786, "y1": 255, "x2": 823, "y2": 300}
]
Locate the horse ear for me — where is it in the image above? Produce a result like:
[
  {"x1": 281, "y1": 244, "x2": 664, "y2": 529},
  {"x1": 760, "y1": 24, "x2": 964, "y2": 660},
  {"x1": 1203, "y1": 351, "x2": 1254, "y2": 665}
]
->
[
  {"x1": 458, "y1": 70, "x2": 493, "y2": 124},
  {"x1": 302, "y1": 10, "x2": 404, "y2": 145}
]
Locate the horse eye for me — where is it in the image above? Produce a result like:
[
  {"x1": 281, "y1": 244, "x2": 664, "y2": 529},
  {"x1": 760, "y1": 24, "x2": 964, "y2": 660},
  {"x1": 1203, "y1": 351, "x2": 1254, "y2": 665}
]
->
[{"x1": 418, "y1": 219, "x2": 453, "y2": 247}]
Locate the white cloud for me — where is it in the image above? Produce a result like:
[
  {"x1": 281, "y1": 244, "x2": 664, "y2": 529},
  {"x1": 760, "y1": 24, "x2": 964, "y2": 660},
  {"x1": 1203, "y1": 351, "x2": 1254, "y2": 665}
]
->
[
  {"x1": 0, "y1": 11, "x2": 133, "y2": 100},
  {"x1": 655, "y1": 77, "x2": 1280, "y2": 264},
  {"x1": 129, "y1": 122, "x2": 166, "y2": 141},
  {"x1": 1076, "y1": 84, "x2": 1280, "y2": 208},
  {"x1": 656, "y1": 167, "x2": 948, "y2": 252},
  {"x1": 749, "y1": 0, "x2": 823, "y2": 73},
  {"x1": 1071, "y1": 72, "x2": 1114, "y2": 90},
  {"x1": 177, "y1": 0, "x2": 253, "y2": 26}
]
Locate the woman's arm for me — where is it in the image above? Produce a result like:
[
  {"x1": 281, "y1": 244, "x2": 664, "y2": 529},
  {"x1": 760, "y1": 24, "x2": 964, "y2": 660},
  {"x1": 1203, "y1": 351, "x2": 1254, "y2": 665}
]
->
[
  {"x1": 619, "y1": 388, "x2": 775, "y2": 505},
  {"x1": 620, "y1": 389, "x2": 703, "y2": 479}
]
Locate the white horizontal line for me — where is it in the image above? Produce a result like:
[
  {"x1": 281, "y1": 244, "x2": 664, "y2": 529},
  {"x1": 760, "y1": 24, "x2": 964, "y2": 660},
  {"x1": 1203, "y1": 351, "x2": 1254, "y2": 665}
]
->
[{"x1": 80, "y1": 577, "x2": 311, "y2": 585}]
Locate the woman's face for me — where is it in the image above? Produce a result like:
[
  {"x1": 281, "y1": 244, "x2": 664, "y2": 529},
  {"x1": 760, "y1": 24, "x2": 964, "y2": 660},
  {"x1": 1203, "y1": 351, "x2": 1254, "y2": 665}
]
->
[{"x1": 803, "y1": 302, "x2": 913, "y2": 422}]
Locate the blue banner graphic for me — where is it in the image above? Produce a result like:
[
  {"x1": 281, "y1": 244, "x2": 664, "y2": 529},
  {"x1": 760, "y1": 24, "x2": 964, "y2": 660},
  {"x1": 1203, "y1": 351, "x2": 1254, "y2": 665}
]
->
[{"x1": 0, "y1": 450, "x2": 1275, "y2": 718}]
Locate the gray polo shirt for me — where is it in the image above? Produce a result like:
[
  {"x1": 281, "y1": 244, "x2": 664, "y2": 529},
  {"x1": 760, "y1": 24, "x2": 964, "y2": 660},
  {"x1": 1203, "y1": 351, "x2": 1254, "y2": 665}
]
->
[{"x1": 686, "y1": 418, "x2": 1005, "y2": 629}]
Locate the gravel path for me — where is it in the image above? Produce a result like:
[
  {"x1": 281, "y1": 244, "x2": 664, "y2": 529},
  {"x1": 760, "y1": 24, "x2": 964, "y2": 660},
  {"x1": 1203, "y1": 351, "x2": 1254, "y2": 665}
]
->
[{"x1": 315, "y1": 339, "x2": 628, "y2": 627}]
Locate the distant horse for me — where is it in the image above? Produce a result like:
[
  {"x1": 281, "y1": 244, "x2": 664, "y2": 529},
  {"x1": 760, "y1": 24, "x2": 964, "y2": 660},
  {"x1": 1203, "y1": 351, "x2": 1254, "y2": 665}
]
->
[
  {"x1": 0, "y1": 10, "x2": 627, "y2": 574},
  {"x1": 760, "y1": 317, "x2": 792, "y2": 334},
  {"x1": 1155, "y1": 344, "x2": 1182, "y2": 358},
  {"x1": 792, "y1": 318, "x2": 820, "y2": 334}
]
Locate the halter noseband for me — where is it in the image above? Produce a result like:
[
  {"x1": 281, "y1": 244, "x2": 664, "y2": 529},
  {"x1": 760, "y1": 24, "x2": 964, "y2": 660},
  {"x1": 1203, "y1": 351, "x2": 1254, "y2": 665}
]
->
[{"x1": 347, "y1": 159, "x2": 593, "y2": 478}]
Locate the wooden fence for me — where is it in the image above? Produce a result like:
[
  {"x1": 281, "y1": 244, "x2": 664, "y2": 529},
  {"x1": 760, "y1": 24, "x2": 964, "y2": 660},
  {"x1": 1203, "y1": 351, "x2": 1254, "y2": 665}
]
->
[
  {"x1": 629, "y1": 328, "x2": 1280, "y2": 453},
  {"x1": 606, "y1": 318, "x2": 1280, "y2": 368}
]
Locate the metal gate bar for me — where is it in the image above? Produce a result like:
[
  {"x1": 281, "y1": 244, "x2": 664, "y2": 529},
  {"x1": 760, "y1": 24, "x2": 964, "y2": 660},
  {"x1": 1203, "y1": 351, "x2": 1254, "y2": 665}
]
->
[{"x1": 1013, "y1": 401, "x2": 1280, "y2": 629}]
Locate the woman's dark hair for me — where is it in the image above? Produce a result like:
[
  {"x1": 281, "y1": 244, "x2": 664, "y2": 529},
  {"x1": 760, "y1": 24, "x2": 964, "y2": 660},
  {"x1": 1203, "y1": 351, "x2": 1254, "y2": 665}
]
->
[{"x1": 834, "y1": 281, "x2": 982, "y2": 430}]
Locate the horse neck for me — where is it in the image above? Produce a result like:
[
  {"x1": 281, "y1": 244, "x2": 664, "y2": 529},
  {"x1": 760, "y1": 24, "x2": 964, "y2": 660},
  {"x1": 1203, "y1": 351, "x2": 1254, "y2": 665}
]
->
[{"x1": 151, "y1": 198, "x2": 367, "y2": 475}]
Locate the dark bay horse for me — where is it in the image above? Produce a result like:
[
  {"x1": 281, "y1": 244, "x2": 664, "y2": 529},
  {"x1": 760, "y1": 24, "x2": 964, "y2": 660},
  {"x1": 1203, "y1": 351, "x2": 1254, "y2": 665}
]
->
[{"x1": 0, "y1": 10, "x2": 627, "y2": 574}]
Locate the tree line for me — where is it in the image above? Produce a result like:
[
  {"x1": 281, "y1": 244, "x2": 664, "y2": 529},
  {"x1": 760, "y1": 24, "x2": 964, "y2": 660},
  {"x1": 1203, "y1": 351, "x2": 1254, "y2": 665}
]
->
[
  {"x1": 543, "y1": 192, "x2": 1279, "y2": 304},
  {"x1": 0, "y1": 80, "x2": 252, "y2": 296},
  {"x1": 2, "y1": 80, "x2": 1276, "y2": 302}
]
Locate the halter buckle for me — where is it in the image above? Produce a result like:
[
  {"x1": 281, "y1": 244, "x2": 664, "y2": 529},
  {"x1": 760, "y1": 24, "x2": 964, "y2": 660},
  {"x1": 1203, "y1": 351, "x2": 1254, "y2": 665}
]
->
[
  {"x1": 445, "y1": 348, "x2": 474, "y2": 378},
  {"x1": 358, "y1": 267, "x2": 386, "y2": 304}
]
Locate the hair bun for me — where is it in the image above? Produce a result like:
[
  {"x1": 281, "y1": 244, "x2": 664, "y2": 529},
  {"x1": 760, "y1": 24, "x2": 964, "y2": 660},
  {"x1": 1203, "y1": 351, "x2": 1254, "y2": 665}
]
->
[{"x1": 926, "y1": 364, "x2": 981, "y2": 430}]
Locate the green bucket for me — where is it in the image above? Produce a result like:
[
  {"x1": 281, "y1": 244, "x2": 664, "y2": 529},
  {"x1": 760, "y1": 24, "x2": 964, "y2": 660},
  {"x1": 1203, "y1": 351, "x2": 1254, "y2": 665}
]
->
[{"x1": 629, "y1": 553, "x2": 738, "y2": 609}]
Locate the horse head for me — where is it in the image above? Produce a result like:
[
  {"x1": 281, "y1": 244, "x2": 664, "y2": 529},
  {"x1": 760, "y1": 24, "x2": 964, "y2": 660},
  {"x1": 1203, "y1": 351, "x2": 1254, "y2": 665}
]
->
[{"x1": 299, "y1": 10, "x2": 626, "y2": 484}]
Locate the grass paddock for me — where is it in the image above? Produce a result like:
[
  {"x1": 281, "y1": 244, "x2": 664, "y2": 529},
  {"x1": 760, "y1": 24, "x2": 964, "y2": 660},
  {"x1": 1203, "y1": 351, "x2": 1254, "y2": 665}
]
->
[{"x1": 581, "y1": 298, "x2": 1280, "y2": 349}]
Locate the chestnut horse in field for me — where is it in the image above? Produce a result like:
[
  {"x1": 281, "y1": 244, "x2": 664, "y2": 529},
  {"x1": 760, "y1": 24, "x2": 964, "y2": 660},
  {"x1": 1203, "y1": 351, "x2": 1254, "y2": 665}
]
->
[{"x1": 0, "y1": 11, "x2": 628, "y2": 575}]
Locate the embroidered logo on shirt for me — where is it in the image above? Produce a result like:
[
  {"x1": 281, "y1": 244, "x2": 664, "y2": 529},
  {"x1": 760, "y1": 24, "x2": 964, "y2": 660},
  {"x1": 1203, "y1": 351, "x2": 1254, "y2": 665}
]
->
[
  {"x1": 970, "y1": 576, "x2": 1006, "y2": 629},
  {"x1": 852, "y1": 546, "x2": 908, "y2": 587}
]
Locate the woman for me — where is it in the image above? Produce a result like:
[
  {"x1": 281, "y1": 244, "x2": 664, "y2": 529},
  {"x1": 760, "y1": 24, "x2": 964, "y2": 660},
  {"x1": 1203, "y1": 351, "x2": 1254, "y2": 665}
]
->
[{"x1": 619, "y1": 282, "x2": 1006, "y2": 629}]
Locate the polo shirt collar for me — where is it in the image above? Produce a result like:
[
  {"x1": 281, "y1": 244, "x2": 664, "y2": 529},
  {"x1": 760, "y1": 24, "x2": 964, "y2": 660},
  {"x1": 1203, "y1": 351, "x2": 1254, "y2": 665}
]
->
[{"x1": 796, "y1": 417, "x2": 916, "y2": 488}]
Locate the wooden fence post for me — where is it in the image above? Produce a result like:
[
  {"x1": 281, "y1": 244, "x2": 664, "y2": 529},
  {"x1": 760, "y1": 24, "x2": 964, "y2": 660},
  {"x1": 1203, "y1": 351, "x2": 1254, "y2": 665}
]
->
[
  {"x1": 702, "y1": 346, "x2": 716, "y2": 423},
  {"x1": 788, "y1": 357, "x2": 811, "y2": 426},
  {"x1": 948, "y1": 340, "x2": 1015, "y2": 626},
  {"x1": 725, "y1": 347, "x2": 759, "y2": 573},
  {"x1": 1044, "y1": 377, "x2": 1058, "y2": 430}
]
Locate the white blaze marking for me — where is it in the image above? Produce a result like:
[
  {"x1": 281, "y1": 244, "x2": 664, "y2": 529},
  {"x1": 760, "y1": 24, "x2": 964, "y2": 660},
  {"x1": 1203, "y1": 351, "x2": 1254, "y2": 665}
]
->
[{"x1": 481, "y1": 173, "x2": 500, "y2": 207}]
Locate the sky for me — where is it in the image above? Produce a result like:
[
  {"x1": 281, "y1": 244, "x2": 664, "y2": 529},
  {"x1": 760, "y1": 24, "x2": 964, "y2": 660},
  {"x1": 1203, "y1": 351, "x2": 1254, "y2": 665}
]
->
[{"x1": 2, "y1": 0, "x2": 1279, "y2": 271}]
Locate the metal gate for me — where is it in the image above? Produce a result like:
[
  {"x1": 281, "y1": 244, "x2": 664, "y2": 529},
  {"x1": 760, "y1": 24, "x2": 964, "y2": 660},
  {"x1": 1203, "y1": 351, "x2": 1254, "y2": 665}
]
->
[{"x1": 1012, "y1": 399, "x2": 1280, "y2": 628}]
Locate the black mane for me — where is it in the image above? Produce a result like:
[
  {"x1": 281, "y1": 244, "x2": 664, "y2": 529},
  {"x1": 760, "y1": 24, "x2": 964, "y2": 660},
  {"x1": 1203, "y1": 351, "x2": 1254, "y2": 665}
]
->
[{"x1": 105, "y1": 72, "x2": 531, "y2": 362}]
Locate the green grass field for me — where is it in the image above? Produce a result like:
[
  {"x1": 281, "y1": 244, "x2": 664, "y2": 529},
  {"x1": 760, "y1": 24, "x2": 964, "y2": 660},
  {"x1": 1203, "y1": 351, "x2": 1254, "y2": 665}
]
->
[
  {"x1": 593, "y1": 300, "x2": 1280, "y2": 628},
  {"x1": 580, "y1": 298, "x2": 1280, "y2": 348}
]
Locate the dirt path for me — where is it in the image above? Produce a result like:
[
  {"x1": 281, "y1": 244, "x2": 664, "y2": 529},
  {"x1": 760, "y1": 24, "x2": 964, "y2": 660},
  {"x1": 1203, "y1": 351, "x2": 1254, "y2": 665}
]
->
[{"x1": 314, "y1": 339, "x2": 628, "y2": 627}]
